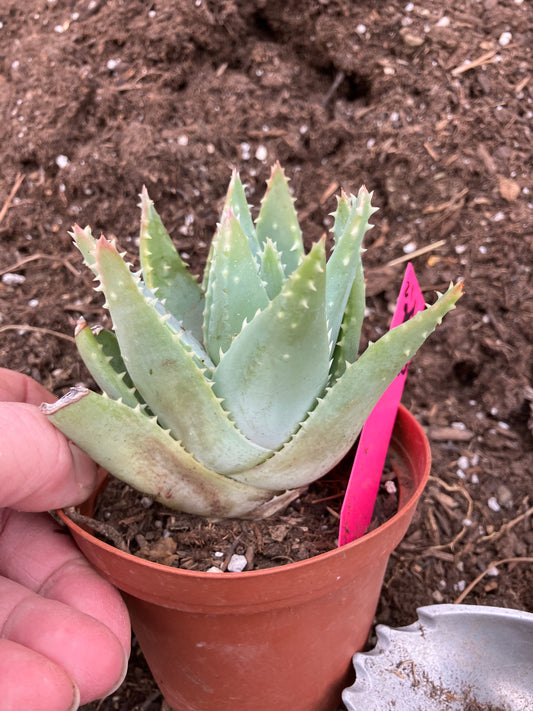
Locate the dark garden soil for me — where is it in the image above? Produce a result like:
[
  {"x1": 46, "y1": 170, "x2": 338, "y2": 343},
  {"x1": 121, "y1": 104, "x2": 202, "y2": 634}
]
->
[{"x1": 1, "y1": 1, "x2": 532, "y2": 709}]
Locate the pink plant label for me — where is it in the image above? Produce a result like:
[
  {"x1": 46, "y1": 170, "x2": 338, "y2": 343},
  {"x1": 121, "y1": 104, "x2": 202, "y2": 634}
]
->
[{"x1": 338, "y1": 262, "x2": 425, "y2": 546}]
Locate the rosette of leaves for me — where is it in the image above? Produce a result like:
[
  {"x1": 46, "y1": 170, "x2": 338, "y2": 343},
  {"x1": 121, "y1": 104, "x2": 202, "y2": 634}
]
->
[{"x1": 43, "y1": 164, "x2": 462, "y2": 519}]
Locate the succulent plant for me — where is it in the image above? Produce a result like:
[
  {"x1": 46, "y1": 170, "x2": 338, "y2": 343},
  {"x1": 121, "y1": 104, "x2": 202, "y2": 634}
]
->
[{"x1": 43, "y1": 164, "x2": 463, "y2": 519}]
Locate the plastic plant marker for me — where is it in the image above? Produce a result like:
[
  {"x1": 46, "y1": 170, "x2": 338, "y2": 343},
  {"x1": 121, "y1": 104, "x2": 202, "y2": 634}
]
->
[{"x1": 338, "y1": 263, "x2": 425, "y2": 545}]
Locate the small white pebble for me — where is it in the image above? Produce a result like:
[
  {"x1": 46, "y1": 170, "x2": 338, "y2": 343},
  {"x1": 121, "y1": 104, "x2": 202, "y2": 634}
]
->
[
  {"x1": 206, "y1": 566, "x2": 223, "y2": 573},
  {"x1": 486, "y1": 566, "x2": 499, "y2": 577},
  {"x1": 490, "y1": 407, "x2": 498, "y2": 416},
  {"x1": 487, "y1": 497, "x2": 501, "y2": 512},
  {"x1": 462, "y1": 518, "x2": 472, "y2": 527},
  {"x1": 177, "y1": 134, "x2": 188, "y2": 146},
  {"x1": 2, "y1": 273, "x2": 26, "y2": 286},
  {"x1": 456, "y1": 468, "x2": 466, "y2": 480},
  {"x1": 106, "y1": 58, "x2": 119, "y2": 70},
  {"x1": 55, "y1": 154, "x2": 70, "y2": 168},
  {"x1": 432, "y1": 590, "x2": 444, "y2": 603},
  {"x1": 455, "y1": 244, "x2": 467, "y2": 255},
  {"x1": 384, "y1": 480, "x2": 397, "y2": 494},
  {"x1": 28, "y1": 298, "x2": 39, "y2": 307},
  {"x1": 255, "y1": 144, "x2": 268, "y2": 161},
  {"x1": 479, "y1": 245, "x2": 487, "y2": 254},
  {"x1": 497, "y1": 420, "x2": 510, "y2": 430},
  {"x1": 457, "y1": 456, "x2": 470, "y2": 470},
  {"x1": 454, "y1": 580, "x2": 466, "y2": 592},
  {"x1": 403, "y1": 241, "x2": 416, "y2": 254},
  {"x1": 405, "y1": 2, "x2": 414, "y2": 11},
  {"x1": 356, "y1": 24, "x2": 367, "y2": 34},
  {"x1": 213, "y1": 551, "x2": 224, "y2": 558},
  {"x1": 227, "y1": 554, "x2": 247, "y2": 573},
  {"x1": 436, "y1": 16, "x2": 450, "y2": 27},
  {"x1": 498, "y1": 31, "x2": 512, "y2": 46},
  {"x1": 140, "y1": 496, "x2": 153, "y2": 508},
  {"x1": 451, "y1": 421, "x2": 466, "y2": 430},
  {"x1": 240, "y1": 142, "x2": 251, "y2": 160},
  {"x1": 471, "y1": 473, "x2": 479, "y2": 484},
  {"x1": 492, "y1": 211, "x2": 505, "y2": 222}
]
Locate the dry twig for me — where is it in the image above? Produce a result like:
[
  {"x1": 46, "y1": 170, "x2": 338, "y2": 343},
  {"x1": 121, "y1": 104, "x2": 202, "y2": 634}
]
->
[
  {"x1": 451, "y1": 50, "x2": 498, "y2": 76},
  {"x1": 386, "y1": 239, "x2": 447, "y2": 267},
  {"x1": 0, "y1": 174, "x2": 24, "y2": 226},
  {"x1": 476, "y1": 504, "x2": 533, "y2": 544},
  {"x1": 425, "y1": 476, "x2": 473, "y2": 552},
  {"x1": 0, "y1": 324, "x2": 75, "y2": 343},
  {"x1": 0, "y1": 252, "x2": 79, "y2": 278},
  {"x1": 454, "y1": 557, "x2": 533, "y2": 604}
]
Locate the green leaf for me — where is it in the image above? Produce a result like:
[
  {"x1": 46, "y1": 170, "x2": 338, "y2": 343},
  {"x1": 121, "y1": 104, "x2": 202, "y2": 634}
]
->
[
  {"x1": 139, "y1": 187, "x2": 204, "y2": 343},
  {"x1": 42, "y1": 388, "x2": 279, "y2": 518},
  {"x1": 255, "y1": 163, "x2": 304, "y2": 277},
  {"x1": 259, "y1": 238, "x2": 286, "y2": 300},
  {"x1": 71, "y1": 224, "x2": 97, "y2": 272},
  {"x1": 92, "y1": 236, "x2": 270, "y2": 473},
  {"x1": 75, "y1": 319, "x2": 144, "y2": 408},
  {"x1": 203, "y1": 210, "x2": 269, "y2": 364},
  {"x1": 212, "y1": 239, "x2": 330, "y2": 450},
  {"x1": 325, "y1": 186, "x2": 376, "y2": 356},
  {"x1": 231, "y1": 281, "x2": 463, "y2": 489},
  {"x1": 223, "y1": 171, "x2": 258, "y2": 252},
  {"x1": 329, "y1": 259, "x2": 365, "y2": 381}
]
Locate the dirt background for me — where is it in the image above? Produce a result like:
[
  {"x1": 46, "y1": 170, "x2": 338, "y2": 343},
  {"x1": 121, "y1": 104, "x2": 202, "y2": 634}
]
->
[{"x1": 1, "y1": 1, "x2": 532, "y2": 709}]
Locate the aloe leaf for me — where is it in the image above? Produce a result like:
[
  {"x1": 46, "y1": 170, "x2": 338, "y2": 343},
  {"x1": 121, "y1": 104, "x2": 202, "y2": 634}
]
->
[
  {"x1": 325, "y1": 187, "x2": 376, "y2": 356},
  {"x1": 71, "y1": 224, "x2": 97, "y2": 271},
  {"x1": 255, "y1": 163, "x2": 304, "y2": 277},
  {"x1": 42, "y1": 388, "x2": 279, "y2": 518},
  {"x1": 72, "y1": 223, "x2": 212, "y2": 372},
  {"x1": 329, "y1": 259, "x2": 365, "y2": 381},
  {"x1": 231, "y1": 281, "x2": 463, "y2": 489},
  {"x1": 259, "y1": 238, "x2": 286, "y2": 300},
  {"x1": 331, "y1": 190, "x2": 351, "y2": 239},
  {"x1": 223, "y1": 171, "x2": 258, "y2": 252},
  {"x1": 212, "y1": 239, "x2": 330, "y2": 450},
  {"x1": 74, "y1": 318, "x2": 144, "y2": 408},
  {"x1": 92, "y1": 236, "x2": 270, "y2": 473},
  {"x1": 139, "y1": 188, "x2": 204, "y2": 343},
  {"x1": 203, "y1": 211, "x2": 269, "y2": 364}
]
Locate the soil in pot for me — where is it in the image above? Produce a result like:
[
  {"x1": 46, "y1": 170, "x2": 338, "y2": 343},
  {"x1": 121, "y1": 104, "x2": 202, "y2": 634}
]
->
[{"x1": 72, "y1": 443, "x2": 400, "y2": 572}]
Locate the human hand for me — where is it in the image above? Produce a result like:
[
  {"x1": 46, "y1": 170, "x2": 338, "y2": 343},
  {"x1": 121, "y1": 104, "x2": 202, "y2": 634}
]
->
[{"x1": 0, "y1": 368, "x2": 131, "y2": 711}]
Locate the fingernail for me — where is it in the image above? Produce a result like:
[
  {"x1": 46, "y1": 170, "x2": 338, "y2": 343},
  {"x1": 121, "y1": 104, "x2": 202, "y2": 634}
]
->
[
  {"x1": 104, "y1": 646, "x2": 129, "y2": 698},
  {"x1": 68, "y1": 681, "x2": 80, "y2": 711}
]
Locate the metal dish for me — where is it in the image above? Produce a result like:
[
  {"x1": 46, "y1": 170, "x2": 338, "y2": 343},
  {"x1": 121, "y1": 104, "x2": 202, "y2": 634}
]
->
[{"x1": 342, "y1": 604, "x2": 533, "y2": 710}]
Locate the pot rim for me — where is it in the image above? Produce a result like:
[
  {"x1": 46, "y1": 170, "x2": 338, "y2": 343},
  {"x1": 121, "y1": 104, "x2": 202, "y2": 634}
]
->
[{"x1": 57, "y1": 404, "x2": 430, "y2": 582}]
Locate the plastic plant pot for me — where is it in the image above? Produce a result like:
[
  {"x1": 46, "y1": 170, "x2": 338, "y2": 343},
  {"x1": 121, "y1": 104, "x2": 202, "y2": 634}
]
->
[{"x1": 58, "y1": 404, "x2": 430, "y2": 711}]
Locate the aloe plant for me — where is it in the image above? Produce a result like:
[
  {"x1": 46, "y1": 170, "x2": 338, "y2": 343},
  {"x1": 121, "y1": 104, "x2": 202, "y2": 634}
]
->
[{"x1": 43, "y1": 164, "x2": 463, "y2": 519}]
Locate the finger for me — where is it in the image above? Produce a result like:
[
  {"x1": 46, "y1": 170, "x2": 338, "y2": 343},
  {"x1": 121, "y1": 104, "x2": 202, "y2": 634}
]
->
[
  {"x1": 0, "y1": 576, "x2": 128, "y2": 705},
  {"x1": 0, "y1": 639, "x2": 79, "y2": 711},
  {"x1": 0, "y1": 367, "x2": 56, "y2": 406},
  {"x1": 0, "y1": 402, "x2": 97, "y2": 510},
  {"x1": 0, "y1": 511, "x2": 131, "y2": 657}
]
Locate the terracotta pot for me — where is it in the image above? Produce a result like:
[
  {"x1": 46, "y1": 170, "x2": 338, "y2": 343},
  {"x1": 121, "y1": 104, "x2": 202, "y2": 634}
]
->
[{"x1": 58, "y1": 405, "x2": 430, "y2": 711}]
